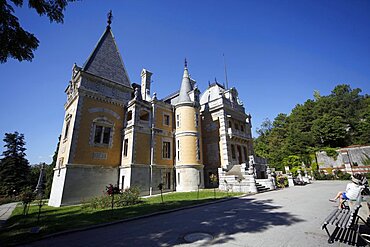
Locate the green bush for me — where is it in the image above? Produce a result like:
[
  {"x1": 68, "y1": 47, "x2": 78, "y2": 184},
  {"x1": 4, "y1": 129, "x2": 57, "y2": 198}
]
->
[
  {"x1": 86, "y1": 195, "x2": 112, "y2": 210},
  {"x1": 0, "y1": 196, "x2": 16, "y2": 205},
  {"x1": 115, "y1": 187, "x2": 141, "y2": 207},
  {"x1": 85, "y1": 187, "x2": 141, "y2": 210},
  {"x1": 276, "y1": 175, "x2": 288, "y2": 188}
]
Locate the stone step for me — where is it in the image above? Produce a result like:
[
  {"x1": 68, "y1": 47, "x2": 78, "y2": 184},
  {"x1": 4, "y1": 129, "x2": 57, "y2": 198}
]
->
[{"x1": 255, "y1": 182, "x2": 270, "y2": 193}]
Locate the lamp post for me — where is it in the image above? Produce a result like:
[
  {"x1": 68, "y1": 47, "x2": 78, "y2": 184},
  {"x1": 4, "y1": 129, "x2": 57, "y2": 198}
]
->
[{"x1": 35, "y1": 164, "x2": 45, "y2": 223}]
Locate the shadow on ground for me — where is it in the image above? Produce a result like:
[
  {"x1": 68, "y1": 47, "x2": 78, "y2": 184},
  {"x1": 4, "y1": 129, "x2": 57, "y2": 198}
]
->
[{"x1": 119, "y1": 197, "x2": 305, "y2": 246}]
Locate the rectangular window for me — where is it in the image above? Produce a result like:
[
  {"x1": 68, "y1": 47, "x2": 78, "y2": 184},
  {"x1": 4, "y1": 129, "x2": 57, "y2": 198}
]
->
[
  {"x1": 177, "y1": 140, "x2": 180, "y2": 161},
  {"x1": 102, "y1": 127, "x2": 111, "y2": 144},
  {"x1": 163, "y1": 141, "x2": 171, "y2": 159},
  {"x1": 231, "y1": 144, "x2": 236, "y2": 159},
  {"x1": 94, "y1": 125, "x2": 112, "y2": 145},
  {"x1": 241, "y1": 124, "x2": 244, "y2": 132},
  {"x1": 121, "y1": 176, "x2": 125, "y2": 189},
  {"x1": 166, "y1": 172, "x2": 171, "y2": 189},
  {"x1": 64, "y1": 120, "x2": 70, "y2": 140},
  {"x1": 176, "y1": 114, "x2": 180, "y2": 128},
  {"x1": 235, "y1": 124, "x2": 239, "y2": 130},
  {"x1": 94, "y1": 126, "x2": 103, "y2": 143},
  {"x1": 124, "y1": 139, "x2": 128, "y2": 156},
  {"x1": 177, "y1": 173, "x2": 180, "y2": 185},
  {"x1": 195, "y1": 113, "x2": 199, "y2": 127},
  {"x1": 164, "y1": 114, "x2": 170, "y2": 126},
  {"x1": 196, "y1": 138, "x2": 201, "y2": 160}
]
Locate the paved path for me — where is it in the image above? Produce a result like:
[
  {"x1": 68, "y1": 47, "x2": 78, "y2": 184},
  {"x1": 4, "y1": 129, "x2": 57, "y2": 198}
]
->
[
  {"x1": 23, "y1": 181, "x2": 365, "y2": 247},
  {"x1": 0, "y1": 202, "x2": 17, "y2": 228}
]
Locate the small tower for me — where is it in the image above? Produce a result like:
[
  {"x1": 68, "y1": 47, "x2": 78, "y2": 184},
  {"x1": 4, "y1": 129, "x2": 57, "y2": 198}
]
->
[
  {"x1": 175, "y1": 60, "x2": 204, "y2": 191},
  {"x1": 48, "y1": 12, "x2": 133, "y2": 206}
]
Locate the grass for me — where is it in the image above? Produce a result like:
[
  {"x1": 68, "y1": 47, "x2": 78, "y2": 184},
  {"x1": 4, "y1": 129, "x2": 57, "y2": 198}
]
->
[{"x1": 0, "y1": 189, "x2": 243, "y2": 246}]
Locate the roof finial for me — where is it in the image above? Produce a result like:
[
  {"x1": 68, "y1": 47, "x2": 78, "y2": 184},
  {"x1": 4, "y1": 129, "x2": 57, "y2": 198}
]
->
[
  {"x1": 107, "y1": 10, "x2": 113, "y2": 28},
  {"x1": 184, "y1": 58, "x2": 188, "y2": 68}
]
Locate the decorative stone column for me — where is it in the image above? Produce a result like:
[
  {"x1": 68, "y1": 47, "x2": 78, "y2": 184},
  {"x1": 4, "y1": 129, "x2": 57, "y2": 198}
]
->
[
  {"x1": 267, "y1": 166, "x2": 276, "y2": 190},
  {"x1": 248, "y1": 156, "x2": 257, "y2": 193},
  {"x1": 287, "y1": 172, "x2": 295, "y2": 187}
]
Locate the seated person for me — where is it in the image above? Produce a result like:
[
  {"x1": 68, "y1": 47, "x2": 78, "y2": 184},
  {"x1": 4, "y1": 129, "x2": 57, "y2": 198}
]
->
[{"x1": 329, "y1": 173, "x2": 364, "y2": 206}]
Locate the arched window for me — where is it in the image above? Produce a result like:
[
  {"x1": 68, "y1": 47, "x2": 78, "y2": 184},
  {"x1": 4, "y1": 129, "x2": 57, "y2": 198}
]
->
[{"x1": 92, "y1": 118, "x2": 113, "y2": 147}]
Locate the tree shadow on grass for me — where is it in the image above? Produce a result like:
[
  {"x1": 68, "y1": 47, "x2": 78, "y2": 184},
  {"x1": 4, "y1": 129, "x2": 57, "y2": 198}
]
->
[{"x1": 17, "y1": 197, "x2": 305, "y2": 246}]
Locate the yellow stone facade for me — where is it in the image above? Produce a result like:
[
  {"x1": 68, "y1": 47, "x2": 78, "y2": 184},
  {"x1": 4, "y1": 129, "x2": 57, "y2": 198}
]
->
[{"x1": 49, "y1": 23, "x2": 255, "y2": 207}]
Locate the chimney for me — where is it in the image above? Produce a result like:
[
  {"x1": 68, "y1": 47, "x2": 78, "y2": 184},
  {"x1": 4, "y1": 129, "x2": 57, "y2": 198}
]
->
[{"x1": 141, "y1": 69, "x2": 153, "y2": 101}]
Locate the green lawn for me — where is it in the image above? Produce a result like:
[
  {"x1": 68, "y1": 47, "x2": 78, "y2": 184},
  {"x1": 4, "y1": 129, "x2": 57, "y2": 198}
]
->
[{"x1": 0, "y1": 190, "x2": 243, "y2": 246}]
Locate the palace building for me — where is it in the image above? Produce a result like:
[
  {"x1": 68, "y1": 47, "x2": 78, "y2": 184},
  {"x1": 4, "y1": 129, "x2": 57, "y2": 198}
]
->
[{"x1": 48, "y1": 17, "x2": 268, "y2": 207}]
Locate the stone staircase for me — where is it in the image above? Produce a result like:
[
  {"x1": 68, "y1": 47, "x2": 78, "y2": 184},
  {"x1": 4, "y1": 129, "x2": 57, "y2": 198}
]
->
[{"x1": 255, "y1": 182, "x2": 270, "y2": 193}]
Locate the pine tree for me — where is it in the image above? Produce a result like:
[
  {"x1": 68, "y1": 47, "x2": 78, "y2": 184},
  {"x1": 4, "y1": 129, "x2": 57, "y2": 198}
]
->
[{"x1": 0, "y1": 132, "x2": 30, "y2": 196}]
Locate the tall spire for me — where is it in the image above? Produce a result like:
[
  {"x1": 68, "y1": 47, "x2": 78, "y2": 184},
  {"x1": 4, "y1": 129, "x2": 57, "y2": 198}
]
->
[
  {"x1": 82, "y1": 12, "x2": 131, "y2": 87},
  {"x1": 177, "y1": 59, "x2": 193, "y2": 103},
  {"x1": 107, "y1": 10, "x2": 113, "y2": 29}
]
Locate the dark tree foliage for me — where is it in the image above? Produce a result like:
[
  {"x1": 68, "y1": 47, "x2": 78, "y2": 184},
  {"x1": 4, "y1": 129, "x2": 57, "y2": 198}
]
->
[
  {"x1": 45, "y1": 135, "x2": 60, "y2": 197},
  {"x1": 0, "y1": 0, "x2": 75, "y2": 63},
  {"x1": 0, "y1": 132, "x2": 30, "y2": 196},
  {"x1": 254, "y1": 84, "x2": 370, "y2": 170}
]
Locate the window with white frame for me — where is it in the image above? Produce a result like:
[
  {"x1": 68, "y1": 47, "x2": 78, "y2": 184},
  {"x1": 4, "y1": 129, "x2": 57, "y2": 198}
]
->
[
  {"x1": 92, "y1": 118, "x2": 113, "y2": 146},
  {"x1": 177, "y1": 140, "x2": 180, "y2": 161},
  {"x1": 64, "y1": 120, "x2": 70, "y2": 140},
  {"x1": 176, "y1": 114, "x2": 180, "y2": 128},
  {"x1": 123, "y1": 139, "x2": 128, "y2": 156},
  {"x1": 162, "y1": 141, "x2": 171, "y2": 159},
  {"x1": 63, "y1": 114, "x2": 72, "y2": 141}
]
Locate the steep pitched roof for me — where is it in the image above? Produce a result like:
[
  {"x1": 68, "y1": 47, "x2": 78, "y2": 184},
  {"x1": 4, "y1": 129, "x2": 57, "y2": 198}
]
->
[
  {"x1": 82, "y1": 27, "x2": 131, "y2": 87},
  {"x1": 177, "y1": 66, "x2": 193, "y2": 103}
]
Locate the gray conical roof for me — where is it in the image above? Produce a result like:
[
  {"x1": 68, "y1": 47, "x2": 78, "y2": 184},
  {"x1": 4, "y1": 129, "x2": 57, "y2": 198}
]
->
[
  {"x1": 82, "y1": 27, "x2": 131, "y2": 87},
  {"x1": 178, "y1": 67, "x2": 193, "y2": 103}
]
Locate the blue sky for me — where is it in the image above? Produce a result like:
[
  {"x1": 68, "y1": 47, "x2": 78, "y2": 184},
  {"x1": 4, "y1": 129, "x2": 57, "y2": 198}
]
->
[{"x1": 1, "y1": 0, "x2": 370, "y2": 165}]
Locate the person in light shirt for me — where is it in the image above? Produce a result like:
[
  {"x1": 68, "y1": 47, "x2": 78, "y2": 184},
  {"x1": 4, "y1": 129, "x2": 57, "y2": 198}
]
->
[{"x1": 329, "y1": 173, "x2": 364, "y2": 207}]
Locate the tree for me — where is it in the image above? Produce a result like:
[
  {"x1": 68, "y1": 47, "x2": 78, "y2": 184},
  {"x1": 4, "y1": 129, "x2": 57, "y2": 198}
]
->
[
  {"x1": 0, "y1": 132, "x2": 30, "y2": 196},
  {"x1": 0, "y1": 0, "x2": 75, "y2": 63},
  {"x1": 45, "y1": 135, "x2": 61, "y2": 197},
  {"x1": 311, "y1": 114, "x2": 348, "y2": 148},
  {"x1": 253, "y1": 84, "x2": 369, "y2": 171}
]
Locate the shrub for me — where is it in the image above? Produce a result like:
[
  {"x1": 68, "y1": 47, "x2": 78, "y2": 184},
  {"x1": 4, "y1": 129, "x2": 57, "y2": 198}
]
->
[
  {"x1": 0, "y1": 196, "x2": 16, "y2": 205},
  {"x1": 115, "y1": 187, "x2": 141, "y2": 207},
  {"x1": 87, "y1": 195, "x2": 112, "y2": 210},
  {"x1": 85, "y1": 187, "x2": 141, "y2": 210},
  {"x1": 276, "y1": 175, "x2": 288, "y2": 188},
  {"x1": 19, "y1": 188, "x2": 35, "y2": 215}
]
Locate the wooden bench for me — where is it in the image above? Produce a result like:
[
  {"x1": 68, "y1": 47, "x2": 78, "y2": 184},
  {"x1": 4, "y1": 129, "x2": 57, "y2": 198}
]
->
[{"x1": 322, "y1": 203, "x2": 370, "y2": 245}]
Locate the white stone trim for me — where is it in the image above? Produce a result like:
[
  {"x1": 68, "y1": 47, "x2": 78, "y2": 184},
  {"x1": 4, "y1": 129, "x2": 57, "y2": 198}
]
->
[{"x1": 88, "y1": 107, "x2": 121, "y2": 120}]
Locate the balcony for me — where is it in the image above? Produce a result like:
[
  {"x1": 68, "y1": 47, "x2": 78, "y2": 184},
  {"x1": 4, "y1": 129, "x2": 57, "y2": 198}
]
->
[{"x1": 228, "y1": 128, "x2": 251, "y2": 140}]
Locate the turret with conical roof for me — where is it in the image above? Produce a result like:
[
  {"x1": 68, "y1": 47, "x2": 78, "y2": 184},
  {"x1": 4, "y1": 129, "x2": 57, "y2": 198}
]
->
[
  {"x1": 49, "y1": 12, "x2": 133, "y2": 207},
  {"x1": 174, "y1": 60, "x2": 204, "y2": 192}
]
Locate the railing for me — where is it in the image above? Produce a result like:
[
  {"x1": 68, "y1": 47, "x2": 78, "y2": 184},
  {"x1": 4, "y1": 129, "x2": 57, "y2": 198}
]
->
[{"x1": 228, "y1": 128, "x2": 251, "y2": 140}]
